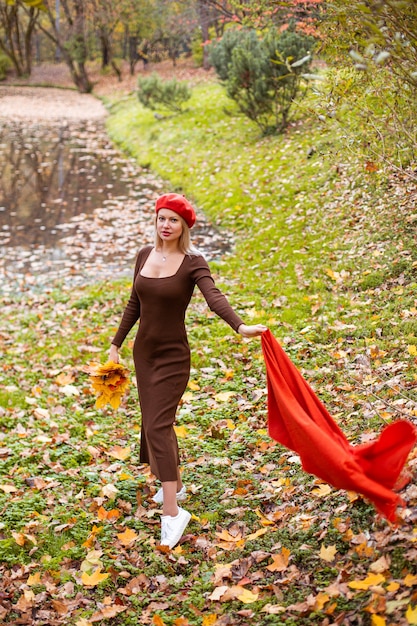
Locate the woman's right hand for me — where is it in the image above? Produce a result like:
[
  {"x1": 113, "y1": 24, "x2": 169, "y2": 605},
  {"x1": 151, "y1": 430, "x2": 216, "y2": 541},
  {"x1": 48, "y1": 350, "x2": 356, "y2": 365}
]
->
[{"x1": 109, "y1": 344, "x2": 120, "y2": 363}]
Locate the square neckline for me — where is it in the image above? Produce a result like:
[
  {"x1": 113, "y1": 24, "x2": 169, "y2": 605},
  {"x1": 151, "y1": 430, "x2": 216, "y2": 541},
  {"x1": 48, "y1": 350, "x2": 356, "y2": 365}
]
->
[{"x1": 139, "y1": 247, "x2": 187, "y2": 279}]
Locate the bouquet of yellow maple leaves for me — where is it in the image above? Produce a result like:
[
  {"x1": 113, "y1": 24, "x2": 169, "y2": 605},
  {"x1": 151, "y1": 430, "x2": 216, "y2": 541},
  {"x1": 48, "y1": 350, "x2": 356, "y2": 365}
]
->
[{"x1": 88, "y1": 361, "x2": 130, "y2": 409}]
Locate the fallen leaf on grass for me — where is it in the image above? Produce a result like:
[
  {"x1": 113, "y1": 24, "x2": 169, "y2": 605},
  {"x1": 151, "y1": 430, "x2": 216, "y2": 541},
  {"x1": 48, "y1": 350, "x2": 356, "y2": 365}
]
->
[
  {"x1": 107, "y1": 445, "x2": 131, "y2": 461},
  {"x1": 117, "y1": 527, "x2": 139, "y2": 546},
  {"x1": 81, "y1": 567, "x2": 109, "y2": 587},
  {"x1": 174, "y1": 425, "x2": 188, "y2": 438},
  {"x1": 97, "y1": 506, "x2": 120, "y2": 522},
  {"x1": 27, "y1": 572, "x2": 42, "y2": 586},
  {"x1": 12, "y1": 531, "x2": 36, "y2": 546},
  {"x1": 101, "y1": 483, "x2": 119, "y2": 499},
  {"x1": 266, "y1": 547, "x2": 291, "y2": 572},
  {"x1": 237, "y1": 588, "x2": 259, "y2": 603},
  {"x1": 0, "y1": 484, "x2": 17, "y2": 493},
  {"x1": 262, "y1": 603, "x2": 286, "y2": 614},
  {"x1": 314, "y1": 592, "x2": 331, "y2": 611},
  {"x1": 90, "y1": 604, "x2": 127, "y2": 621},
  {"x1": 214, "y1": 391, "x2": 235, "y2": 402},
  {"x1": 246, "y1": 527, "x2": 269, "y2": 541},
  {"x1": 319, "y1": 544, "x2": 337, "y2": 562},
  {"x1": 52, "y1": 599, "x2": 69, "y2": 615},
  {"x1": 55, "y1": 371, "x2": 75, "y2": 385},
  {"x1": 255, "y1": 508, "x2": 276, "y2": 526},
  {"x1": 208, "y1": 585, "x2": 229, "y2": 601},
  {"x1": 348, "y1": 573, "x2": 385, "y2": 590},
  {"x1": 406, "y1": 605, "x2": 417, "y2": 625},
  {"x1": 208, "y1": 585, "x2": 259, "y2": 603},
  {"x1": 311, "y1": 484, "x2": 332, "y2": 497}
]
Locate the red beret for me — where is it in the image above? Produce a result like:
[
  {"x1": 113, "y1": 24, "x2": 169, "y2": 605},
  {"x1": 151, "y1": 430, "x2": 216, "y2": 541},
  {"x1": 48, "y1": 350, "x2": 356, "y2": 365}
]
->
[{"x1": 155, "y1": 193, "x2": 196, "y2": 228}]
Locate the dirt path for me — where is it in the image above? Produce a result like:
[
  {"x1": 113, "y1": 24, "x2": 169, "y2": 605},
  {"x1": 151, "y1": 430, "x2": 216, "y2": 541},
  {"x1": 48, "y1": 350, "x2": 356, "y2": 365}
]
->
[{"x1": 0, "y1": 86, "x2": 107, "y2": 121}]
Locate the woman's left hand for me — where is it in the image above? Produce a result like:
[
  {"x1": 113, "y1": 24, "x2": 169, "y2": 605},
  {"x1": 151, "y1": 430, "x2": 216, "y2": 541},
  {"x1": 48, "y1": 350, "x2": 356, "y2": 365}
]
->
[{"x1": 238, "y1": 323, "x2": 268, "y2": 338}]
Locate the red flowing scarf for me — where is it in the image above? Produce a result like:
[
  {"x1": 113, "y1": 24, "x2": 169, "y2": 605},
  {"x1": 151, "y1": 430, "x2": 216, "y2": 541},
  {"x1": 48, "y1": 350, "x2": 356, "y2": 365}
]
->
[{"x1": 261, "y1": 329, "x2": 416, "y2": 522}]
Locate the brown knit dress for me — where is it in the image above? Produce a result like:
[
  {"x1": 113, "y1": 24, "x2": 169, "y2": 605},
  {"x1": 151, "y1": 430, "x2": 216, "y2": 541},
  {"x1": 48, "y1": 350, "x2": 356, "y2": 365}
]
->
[{"x1": 112, "y1": 246, "x2": 244, "y2": 482}]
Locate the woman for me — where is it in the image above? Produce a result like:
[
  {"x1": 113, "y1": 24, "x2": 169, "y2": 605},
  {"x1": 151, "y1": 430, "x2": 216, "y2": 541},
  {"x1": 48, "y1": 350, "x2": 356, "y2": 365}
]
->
[{"x1": 109, "y1": 193, "x2": 266, "y2": 549}]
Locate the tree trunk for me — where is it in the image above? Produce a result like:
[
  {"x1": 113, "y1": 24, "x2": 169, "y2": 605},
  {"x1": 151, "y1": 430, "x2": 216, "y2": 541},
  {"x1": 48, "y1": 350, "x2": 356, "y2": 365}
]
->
[
  {"x1": 100, "y1": 32, "x2": 110, "y2": 68},
  {"x1": 129, "y1": 35, "x2": 138, "y2": 75},
  {"x1": 35, "y1": 0, "x2": 93, "y2": 93},
  {"x1": 23, "y1": 7, "x2": 37, "y2": 76},
  {"x1": 197, "y1": 0, "x2": 211, "y2": 70}
]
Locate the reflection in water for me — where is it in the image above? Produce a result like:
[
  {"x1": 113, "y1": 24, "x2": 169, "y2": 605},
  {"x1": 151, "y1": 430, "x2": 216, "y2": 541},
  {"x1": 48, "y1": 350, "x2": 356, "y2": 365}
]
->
[
  {"x1": 0, "y1": 120, "x2": 232, "y2": 294},
  {"x1": 0, "y1": 121, "x2": 144, "y2": 248}
]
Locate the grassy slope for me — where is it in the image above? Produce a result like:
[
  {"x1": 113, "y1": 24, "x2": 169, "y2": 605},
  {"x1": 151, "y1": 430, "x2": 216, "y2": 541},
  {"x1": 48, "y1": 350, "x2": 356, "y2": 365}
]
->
[{"x1": 0, "y1": 78, "x2": 416, "y2": 626}]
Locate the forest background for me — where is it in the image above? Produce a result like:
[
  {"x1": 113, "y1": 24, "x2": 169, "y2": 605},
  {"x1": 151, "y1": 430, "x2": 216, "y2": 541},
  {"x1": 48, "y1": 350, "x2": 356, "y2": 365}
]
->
[{"x1": 0, "y1": 1, "x2": 417, "y2": 625}]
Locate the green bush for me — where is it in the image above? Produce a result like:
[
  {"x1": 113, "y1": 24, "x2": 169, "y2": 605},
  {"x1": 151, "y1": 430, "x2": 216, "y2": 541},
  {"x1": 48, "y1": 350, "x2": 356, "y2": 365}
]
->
[
  {"x1": 209, "y1": 28, "x2": 315, "y2": 133},
  {"x1": 0, "y1": 53, "x2": 12, "y2": 80},
  {"x1": 137, "y1": 72, "x2": 191, "y2": 113}
]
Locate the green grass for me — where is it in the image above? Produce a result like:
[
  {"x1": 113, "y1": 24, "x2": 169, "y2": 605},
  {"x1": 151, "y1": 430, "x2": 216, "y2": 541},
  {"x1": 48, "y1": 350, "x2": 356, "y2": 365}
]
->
[{"x1": 0, "y1": 76, "x2": 416, "y2": 625}]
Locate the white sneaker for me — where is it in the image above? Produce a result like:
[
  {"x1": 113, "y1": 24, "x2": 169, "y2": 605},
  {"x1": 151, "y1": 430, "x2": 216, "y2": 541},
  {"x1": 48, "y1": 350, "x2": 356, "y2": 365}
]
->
[
  {"x1": 160, "y1": 507, "x2": 191, "y2": 549},
  {"x1": 152, "y1": 485, "x2": 187, "y2": 504}
]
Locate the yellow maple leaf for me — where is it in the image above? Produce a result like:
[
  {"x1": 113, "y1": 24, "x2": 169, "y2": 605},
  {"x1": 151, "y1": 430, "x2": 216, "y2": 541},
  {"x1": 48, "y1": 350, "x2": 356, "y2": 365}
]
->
[
  {"x1": 371, "y1": 616, "x2": 386, "y2": 626},
  {"x1": 81, "y1": 567, "x2": 109, "y2": 587},
  {"x1": 404, "y1": 574, "x2": 417, "y2": 587},
  {"x1": 174, "y1": 425, "x2": 188, "y2": 438},
  {"x1": 202, "y1": 615, "x2": 217, "y2": 626},
  {"x1": 246, "y1": 527, "x2": 269, "y2": 541},
  {"x1": 27, "y1": 572, "x2": 42, "y2": 586},
  {"x1": 319, "y1": 544, "x2": 337, "y2": 562},
  {"x1": 117, "y1": 527, "x2": 139, "y2": 547},
  {"x1": 312, "y1": 484, "x2": 332, "y2": 497},
  {"x1": 107, "y1": 445, "x2": 131, "y2": 461},
  {"x1": 152, "y1": 615, "x2": 166, "y2": 626},
  {"x1": 266, "y1": 547, "x2": 291, "y2": 572},
  {"x1": 408, "y1": 345, "x2": 417, "y2": 356},
  {"x1": 237, "y1": 588, "x2": 259, "y2": 603},
  {"x1": 406, "y1": 605, "x2": 417, "y2": 625},
  {"x1": 348, "y1": 573, "x2": 385, "y2": 590},
  {"x1": 188, "y1": 380, "x2": 200, "y2": 390},
  {"x1": 314, "y1": 592, "x2": 330, "y2": 611}
]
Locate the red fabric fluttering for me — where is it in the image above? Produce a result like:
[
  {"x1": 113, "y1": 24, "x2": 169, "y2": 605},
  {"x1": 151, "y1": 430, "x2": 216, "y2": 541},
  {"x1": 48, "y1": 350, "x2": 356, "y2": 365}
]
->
[{"x1": 261, "y1": 329, "x2": 416, "y2": 522}]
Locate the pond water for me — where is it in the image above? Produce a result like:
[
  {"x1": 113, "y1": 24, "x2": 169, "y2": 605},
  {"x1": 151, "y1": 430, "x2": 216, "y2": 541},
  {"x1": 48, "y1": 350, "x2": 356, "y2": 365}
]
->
[{"x1": 0, "y1": 120, "x2": 230, "y2": 294}]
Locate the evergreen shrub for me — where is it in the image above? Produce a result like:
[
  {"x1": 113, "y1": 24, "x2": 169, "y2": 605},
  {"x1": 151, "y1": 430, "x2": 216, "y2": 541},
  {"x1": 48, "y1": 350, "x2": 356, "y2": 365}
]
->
[
  {"x1": 137, "y1": 72, "x2": 191, "y2": 113},
  {"x1": 209, "y1": 28, "x2": 315, "y2": 133}
]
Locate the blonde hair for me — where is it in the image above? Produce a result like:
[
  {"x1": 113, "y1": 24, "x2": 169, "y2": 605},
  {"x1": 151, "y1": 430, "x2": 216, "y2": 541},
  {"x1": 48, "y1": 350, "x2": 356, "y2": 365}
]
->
[{"x1": 154, "y1": 215, "x2": 201, "y2": 256}]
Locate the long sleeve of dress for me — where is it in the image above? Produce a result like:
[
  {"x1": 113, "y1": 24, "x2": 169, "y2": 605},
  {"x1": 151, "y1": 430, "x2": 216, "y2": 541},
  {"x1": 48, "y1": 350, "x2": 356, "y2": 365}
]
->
[
  {"x1": 191, "y1": 255, "x2": 244, "y2": 332},
  {"x1": 111, "y1": 252, "x2": 142, "y2": 347}
]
